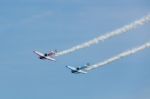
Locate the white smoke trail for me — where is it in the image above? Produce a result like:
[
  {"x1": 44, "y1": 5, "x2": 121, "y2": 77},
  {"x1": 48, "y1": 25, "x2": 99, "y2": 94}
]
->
[
  {"x1": 85, "y1": 42, "x2": 150, "y2": 71},
  {"x1": 55, "y1": 14, "x2": 150, "y2": 57}
]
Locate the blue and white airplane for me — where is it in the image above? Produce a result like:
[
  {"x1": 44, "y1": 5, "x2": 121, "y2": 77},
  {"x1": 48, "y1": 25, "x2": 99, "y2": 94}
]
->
[
  {"x1": 33, "y1": 50, "x2": 57, "y2": 61},
  {"x1": 66, "y1": 63, "x2": 90, "y2": 74}
]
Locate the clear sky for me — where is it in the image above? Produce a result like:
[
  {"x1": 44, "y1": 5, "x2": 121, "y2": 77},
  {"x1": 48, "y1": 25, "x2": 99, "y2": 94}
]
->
[{"x1": 0, "y1": 0, "x2": 150, "y2": 99}]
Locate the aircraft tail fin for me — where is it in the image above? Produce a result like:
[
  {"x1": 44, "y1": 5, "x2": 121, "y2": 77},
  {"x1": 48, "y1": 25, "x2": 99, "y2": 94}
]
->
[
  {"x1": 48, "y1": 50, "x2": 58, "y2": 56},
  {"x1": 85, "y1": 63, "x2": 90, "y2": 66}
]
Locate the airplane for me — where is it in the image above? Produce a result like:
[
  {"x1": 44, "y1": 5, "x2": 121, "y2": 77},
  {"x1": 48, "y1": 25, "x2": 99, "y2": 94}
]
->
[
  {"x1": 33, "y1": 50, "x2": 57, "y2": 61},
  {"x1": 66, "y1": 63, "x2": 90, "y2": 74}
]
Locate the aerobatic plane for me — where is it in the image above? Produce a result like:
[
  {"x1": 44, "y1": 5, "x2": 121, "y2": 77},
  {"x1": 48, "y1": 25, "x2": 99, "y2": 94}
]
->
[
  {"x1": 66, "y1": 63, "x2": 90, "y2": 74},
  {"x1": 33, "y1": 50, "x2": 57, "y2": 61}
]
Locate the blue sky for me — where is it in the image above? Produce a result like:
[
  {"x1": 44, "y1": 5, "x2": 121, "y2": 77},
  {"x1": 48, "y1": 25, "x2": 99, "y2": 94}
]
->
[{"x1": 0, "y1": 0, "x2": 150, "y2": 99}]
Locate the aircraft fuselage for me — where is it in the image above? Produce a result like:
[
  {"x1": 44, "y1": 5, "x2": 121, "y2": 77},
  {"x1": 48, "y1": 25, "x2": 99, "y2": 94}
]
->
[
  {"x1": 71, "y1": 70, "x2": 80, "y2": 74},
  {"x1": 39, "y1": 53, "x2": 48, "y2": 59}
]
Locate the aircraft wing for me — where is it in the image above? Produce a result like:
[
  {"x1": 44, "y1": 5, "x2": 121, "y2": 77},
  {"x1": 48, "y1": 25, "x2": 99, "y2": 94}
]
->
[
  {"x1": 66, "y1": 66, "x2": 76, "y2": 70},
  {"x1": 33, "y1": 51, "x2": 44, "y2": 56},
  {"x1": 78, "y1": 70, "x2": 87, "y2": 74},
  {"x1": 45, "y1": 56, "x2": 56, "y2": 61}
]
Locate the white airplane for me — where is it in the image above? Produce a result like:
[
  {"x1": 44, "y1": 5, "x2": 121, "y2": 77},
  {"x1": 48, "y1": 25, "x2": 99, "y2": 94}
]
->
[
  {"x1": 66, "y1": 63, "x2": 90, "y2": 74},
  {"x1": 33, "y1": 50, "x2": 57, "y2": 61}
]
